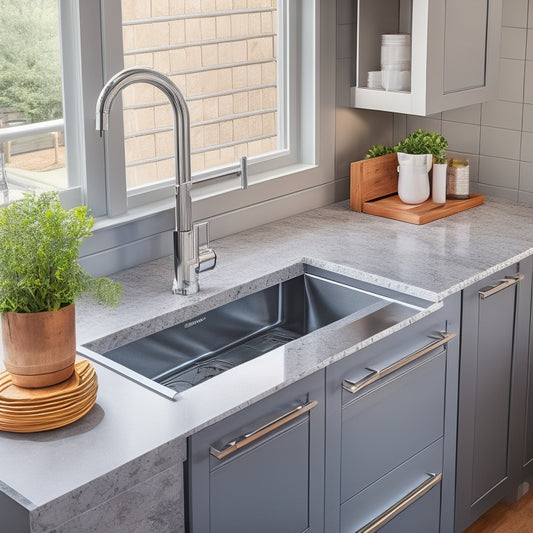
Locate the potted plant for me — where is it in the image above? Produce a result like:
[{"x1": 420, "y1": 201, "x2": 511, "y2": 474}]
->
[
  {"x1": 394, "y1": 129, "x2": 447, "y2": 204},
  {"x1": 0, "y1": 192, "x2": 121, "y2": 387}
]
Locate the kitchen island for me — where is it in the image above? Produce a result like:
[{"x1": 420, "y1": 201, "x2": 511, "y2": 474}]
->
[{"x1": 2, "y1": 197, "x2": 533, "y2": 532}]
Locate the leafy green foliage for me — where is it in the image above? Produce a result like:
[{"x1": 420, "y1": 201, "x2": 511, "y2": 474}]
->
[
  {"x1": 0, "y1": 0, "x2": 62, "y2": 123},
  {"x1": 395, "y1": 129, "x2": 448, "y2": 163},
  {"x1": 0, "y1": 192, "x2": 121, "y2": 313},
  {"x1": 365, "y1": 145, "x2": 396, "y2": 159}
]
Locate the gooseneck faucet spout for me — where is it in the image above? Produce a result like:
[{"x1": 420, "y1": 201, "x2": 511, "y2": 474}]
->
[{"x1": 95, "y1": 67, "x2": 216, "y2": 295}]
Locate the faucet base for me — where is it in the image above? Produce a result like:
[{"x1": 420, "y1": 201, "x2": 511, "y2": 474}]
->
[{"x1": 172, "y1": 279, "x2": 199, "y2": 296}]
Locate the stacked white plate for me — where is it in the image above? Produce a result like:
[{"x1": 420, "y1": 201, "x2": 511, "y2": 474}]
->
[{"x1": 381, "y1": 34, "x2": 411, "y2": 91}]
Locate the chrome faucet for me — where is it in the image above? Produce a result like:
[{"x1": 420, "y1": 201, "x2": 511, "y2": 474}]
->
[{"x1": 96, "y1": 67, "x2": 246, "y2": 295}]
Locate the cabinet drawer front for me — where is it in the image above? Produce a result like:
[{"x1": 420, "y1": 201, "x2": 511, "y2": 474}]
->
[
  {"x1": 340, "y1": 439, "x2": 443, "y2": 533},
  {"x1": 188, "y1": 371, "x2": 325, "y2": 533},
  {"x1": 341, "y1": 349, "x2": 446, "y2": 501},
  {"x1": 210, "y1": 418, "x2": 310, "y2": 533}
]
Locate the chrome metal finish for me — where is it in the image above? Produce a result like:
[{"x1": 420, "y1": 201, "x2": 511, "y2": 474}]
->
[
  {"x1": 192, "y1": 155, "x2": 248, "y2": 189},
  {"x1": 356, "y1": 473, "x2": 443, "y2": 533},
  {"x1": 343, "y1": 331, "x2": 456, "y2": 394},
  {"x1": 210, "y1": 400, "x2": 318, "y2": 460},
  {"x1": 478, "y1": 273, "x2": 524, "y2": 299},
  {"x1": 96, "y1": 67, "x2": 245, "y2": 295},
  {"x1": 76, "y1": 345, "x2": 179, "y2": 400},
  {"x1": 94, "y1": 268, "x2": 426, "y2": 396}
]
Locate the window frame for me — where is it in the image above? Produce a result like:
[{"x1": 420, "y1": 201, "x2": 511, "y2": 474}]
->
[{"x1": 60, "y1": 0, "x2": 335, "y2": 276}]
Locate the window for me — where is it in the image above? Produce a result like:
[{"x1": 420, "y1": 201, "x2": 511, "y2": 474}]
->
[
  {"x1": 0, "y1": 0, "x2": 69, "y2": 203},
  {"x1": 120, "y1": 1, "x2": 280, "y2": 191},
  {"x1": 57, "y1": 0, "x2": 334, "y2": 275}
]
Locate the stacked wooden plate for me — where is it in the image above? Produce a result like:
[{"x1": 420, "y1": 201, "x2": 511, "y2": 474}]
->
[{"x1": 0, "y1": 357, "x2": 97, "y2": 433}]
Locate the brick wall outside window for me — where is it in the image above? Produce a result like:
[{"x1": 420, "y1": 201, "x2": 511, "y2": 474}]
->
[{"x1": 121, "y1": 0, "x2": 278, "y2": 189}]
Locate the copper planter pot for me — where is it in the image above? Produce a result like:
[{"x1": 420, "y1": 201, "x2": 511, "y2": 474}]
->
[{"x1": 2, "y1": 303, "x2": 76, "y2": 388}]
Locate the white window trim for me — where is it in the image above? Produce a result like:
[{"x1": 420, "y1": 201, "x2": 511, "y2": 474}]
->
[{"x1": 60, "y1": 0, "x2": 335, "y2": 276}]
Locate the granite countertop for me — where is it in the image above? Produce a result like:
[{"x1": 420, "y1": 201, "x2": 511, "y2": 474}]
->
[{"x1": 2, "y1": 197, "x2": 533, "y2": 523}]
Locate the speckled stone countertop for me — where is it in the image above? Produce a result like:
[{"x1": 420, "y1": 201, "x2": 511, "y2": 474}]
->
[{"x1": 2, "y1": 197, "x2": 533, "y2": 529}]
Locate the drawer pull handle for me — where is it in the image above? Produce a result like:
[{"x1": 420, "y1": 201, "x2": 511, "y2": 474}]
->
[
  {"x1": 343, "y1": 331, "x2": 456, "y2": 394},
  {"x1": 209, "y1": 400, "x2": 318, "y2": 460},
  {"x1": 479, "y1": 273, "x2": 524, "y2": 299},
  {"x1": 355, "y1": 472, "x2": 442, "y2": 533}
]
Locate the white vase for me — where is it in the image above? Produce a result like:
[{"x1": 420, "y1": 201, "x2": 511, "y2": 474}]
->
[
  {"x1": 432, "y1": 163, "x2": 447, "y2": 204},
  {"x1": 397, "y1": 152, "x2": 432, "y2": 204}
]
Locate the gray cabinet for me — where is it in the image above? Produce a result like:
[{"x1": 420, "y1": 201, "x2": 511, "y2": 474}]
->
[
  {"x1": 187, "y1": 370, "x2": 325, "y2": 533},
  {"x1": 517, "y1": 257, "x2": 533, "y2": 482},
  {"x1": 352, "y1": 0, "x2": 502, "y2": 115},
  {"x1": 325, "y1": 297, "x2": 460, "y2": 533},
  {"x1": 455, "y1": 260, "x2": 532, "y2": 532}
]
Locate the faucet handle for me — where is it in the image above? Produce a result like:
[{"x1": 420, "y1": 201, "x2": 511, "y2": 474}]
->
[
  {"x1": 239, "y1": 156, "x2": 248, "y2": 190},
  {"x1": 194, "y1": 221, "x2": 217, "y2": 272}
]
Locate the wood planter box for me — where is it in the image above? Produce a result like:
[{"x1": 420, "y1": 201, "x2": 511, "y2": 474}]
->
[{"x1": 349, "y1": 153, "x2": 484, "y2": 225}]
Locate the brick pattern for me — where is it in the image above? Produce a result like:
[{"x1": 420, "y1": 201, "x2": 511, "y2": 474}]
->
[{"x1": 121, "y1": 0, "x2": 278, "y2": 188}]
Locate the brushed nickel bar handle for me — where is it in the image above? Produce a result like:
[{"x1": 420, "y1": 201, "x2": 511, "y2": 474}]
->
[
  {"x1": 355, "y1": 473, "x2": 443, "y2": 533},
  {"x1": 343, "y1": 332, "x2": 456, "y2": 394},
  {"x1": 479, "y1": 273, "x2": 524, "y2": 299},
  {"x1": 210, "y1": 400, "x2": 318, "y2": 460}
]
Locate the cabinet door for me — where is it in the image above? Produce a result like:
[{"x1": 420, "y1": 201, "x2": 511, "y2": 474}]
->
[
  {"x1": 455, "y1": 264, "x2": 529, "y2": 531},
  {"x1": 517, "y1": 256, "x2": 533, "y2": 480},
  {"x1": 325, "y1": 300, "x2": 460, "y2": 533},
  {"x1": 352, "y1": 0, "x2": 502, "y2": 115},
  {"x1": 188, "y1": 371, "x2": 324, "y2": 533}
]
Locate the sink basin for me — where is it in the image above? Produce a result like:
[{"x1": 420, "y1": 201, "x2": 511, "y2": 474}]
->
[{"x1": 80, "y1": 266, "x2": 428, "y2": 398}]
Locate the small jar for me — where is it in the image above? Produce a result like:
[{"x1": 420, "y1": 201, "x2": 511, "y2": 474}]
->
[{"x1": 446, "y1": 159, "x2": 470, "y2": 199}]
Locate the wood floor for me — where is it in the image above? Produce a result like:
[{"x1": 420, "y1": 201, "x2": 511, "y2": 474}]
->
[{"x1": 463, "y1": 489, "x2": 533, "y2": 532}]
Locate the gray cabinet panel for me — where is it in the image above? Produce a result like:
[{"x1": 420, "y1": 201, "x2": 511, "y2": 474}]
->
[
  {"x1": 444, "y1": 0, "x2": 489, "y2": 93},
  {"x1": 210, "y1": 419, "x2": 309, "y2": 533},
  {"x1": 325, "y1": 300, "x2": 460, "y2": 533},
  {"x1": 455, "y1": 262, "x2": 532, "y2": 532},
  {"x1": 340, "y1": 439, "x2": 443, "y2": 533},
  {"x1": 0, "y1": 492, "x2": 30, "y2": 533},
  {"x1": 340, "y1": 350, "x2": 445, "y2": 501},
  {"x1": 526, "y1": 339, "x2": 533, "y2": 469},
  {"x1": 188, "y1": 370, "x2": 325, "y2": 533},
  {"x1": 471, "y1": 286, "x2": 515, "y2": 501}
]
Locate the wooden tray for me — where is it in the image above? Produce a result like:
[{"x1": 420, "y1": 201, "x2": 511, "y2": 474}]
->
[
  {"x1": 350, "y1": 153, "x2": 484, "y2": 224},
  {"x1": 0, "y1": 357, "x2": 97, "y2": 433}
]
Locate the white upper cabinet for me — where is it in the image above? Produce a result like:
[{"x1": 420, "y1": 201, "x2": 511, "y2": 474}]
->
[{"x1": 351, "y1": 0, "x2": 503, "y2": 116}]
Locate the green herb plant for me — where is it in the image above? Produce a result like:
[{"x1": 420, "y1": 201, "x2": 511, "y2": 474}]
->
[
  {"x1": 0, "y1": 192, "x2": 121, "y2": 313},
  {"x1": 365, "y1": 144, "x2": 395, "y2": 159},
  {"x1": 395, "y1": 129, "x2": 448, "y2": 163}
]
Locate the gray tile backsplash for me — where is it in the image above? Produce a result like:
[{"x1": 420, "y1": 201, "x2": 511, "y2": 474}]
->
[
  {"x1": 442, "y1": 121, "x2": 481, "y2": 153},
  {"x1": 521, "y1": 131, "x2": 533, "y2": 161},
  {"x1": 501, "y1": 27, "x2": 527, "y2": 59},
  {"x1": 406, "y1": 115, "x2": 442, "y2": 135},
  {"x1": 499, "y1": 59, "x2": 526, "y2": 101},
  {"x1": 442, "y1": 104, "x2": 482, "y2": 125},
  {"x1": 481, "y1": 100, "x2": 524, "y2": 130},
  {"x1": 520, "y1": 161, "x2": 533, "y2": 190},
  {"x1": 524, "y1": 104, "x2": 533, "y2": 131},
  {"x1": 481, "y1": 126, "x2": 522, "y2": 159},
  {"x1": 525, "y1": 61, "x2": 533, "y2": 104},
  {"x1": 479, "y1": 156, "x2": 521, "y2": 188},
  {"x1": 503, "y1": 0, "x2": 530, "y2": 27},
  {"x1": 474, "y1": 182, "x2": 519, "y2": 201}
]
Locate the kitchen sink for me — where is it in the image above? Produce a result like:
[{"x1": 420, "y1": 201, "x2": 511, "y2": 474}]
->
[{"x1": 80, "y1": 266, "x2": 429, "y2": 398}]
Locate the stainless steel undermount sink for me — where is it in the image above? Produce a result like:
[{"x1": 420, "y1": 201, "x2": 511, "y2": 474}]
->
[{"x1": 80, "y1": 265, "x2": 429, "y2": 399}]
